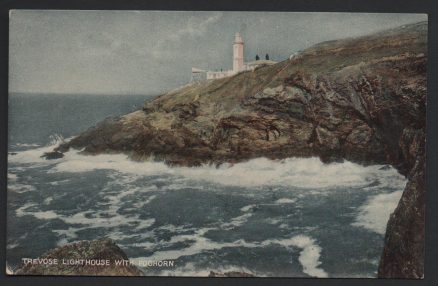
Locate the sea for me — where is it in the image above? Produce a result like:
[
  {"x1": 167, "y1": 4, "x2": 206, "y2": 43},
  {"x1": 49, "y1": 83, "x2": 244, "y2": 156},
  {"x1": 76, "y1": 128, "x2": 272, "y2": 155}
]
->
[{"x1": 6, "y1": 93, "x2": 407, "y2": 278}]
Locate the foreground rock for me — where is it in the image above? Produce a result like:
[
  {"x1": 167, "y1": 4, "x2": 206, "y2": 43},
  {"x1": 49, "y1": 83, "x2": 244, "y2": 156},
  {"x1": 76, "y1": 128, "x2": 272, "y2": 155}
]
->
[
  {"x1": 15, "y1": 239, "x2": 143, "y2": 276},
  {"x1": 53, "y1": 22, "x2": 427, "y2": 278},
  {"x1": 378, "y1": 154, "x2": 425, "y2": 278}
]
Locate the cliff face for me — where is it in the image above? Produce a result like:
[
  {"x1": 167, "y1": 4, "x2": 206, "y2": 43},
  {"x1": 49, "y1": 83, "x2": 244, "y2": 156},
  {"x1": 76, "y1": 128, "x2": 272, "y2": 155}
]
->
[
  {"x1": 53, "y1": 22, "x2": 427, "y2": 278},
  {"x1": 14, "y1": 239, "x2": 143, "y2": 276}
]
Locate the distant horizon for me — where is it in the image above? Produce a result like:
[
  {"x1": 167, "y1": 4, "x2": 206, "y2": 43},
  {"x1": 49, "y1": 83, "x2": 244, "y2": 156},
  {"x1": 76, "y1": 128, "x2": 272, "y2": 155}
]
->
[
  {"x1": 9, "y1": 91, "x2": 162, "y2": 97},
  {"x1": 9, "y1": 11, "x2": 427, "y2": 95}
]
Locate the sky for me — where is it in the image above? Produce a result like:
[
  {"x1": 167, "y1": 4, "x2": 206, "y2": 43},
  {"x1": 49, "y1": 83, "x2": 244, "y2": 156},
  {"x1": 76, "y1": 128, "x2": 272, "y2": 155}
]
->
[{"x1": 9, "y1": 11, "x2": 427, "y2": 96}]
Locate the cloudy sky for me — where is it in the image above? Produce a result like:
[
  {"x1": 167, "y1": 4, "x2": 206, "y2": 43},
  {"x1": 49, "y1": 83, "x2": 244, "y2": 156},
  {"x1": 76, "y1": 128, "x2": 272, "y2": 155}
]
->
[{"x1": 9, "y1": 11, "x2": 426, "y2": 96}]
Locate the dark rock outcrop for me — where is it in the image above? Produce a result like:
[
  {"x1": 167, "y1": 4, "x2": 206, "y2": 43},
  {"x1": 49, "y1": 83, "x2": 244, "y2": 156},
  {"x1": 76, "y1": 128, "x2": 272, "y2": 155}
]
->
[
  {"x1": 15, "y1": 239, "x2": 143, "y2": 276},
  {"x1": 41, "y1": 150, "x2": 64, "y2": 160},
  {"x1": 52, "y1": 22, "x2": 427, "y2": 278},
  {"x1": 378, "y1": 150, "x2": 425, "y2": 278}
]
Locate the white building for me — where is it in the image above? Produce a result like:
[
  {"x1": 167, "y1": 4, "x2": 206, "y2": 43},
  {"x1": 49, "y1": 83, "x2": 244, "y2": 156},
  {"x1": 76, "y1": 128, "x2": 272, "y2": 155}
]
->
[{"x1": 191, "y1": 33, "x2": 277, "y2": 82}]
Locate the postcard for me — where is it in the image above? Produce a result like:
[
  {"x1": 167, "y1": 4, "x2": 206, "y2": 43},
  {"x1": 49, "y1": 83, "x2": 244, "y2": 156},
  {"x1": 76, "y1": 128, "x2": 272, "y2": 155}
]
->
[{"x1": 7, "y1": 10, "x2": 427, "y2": 278}]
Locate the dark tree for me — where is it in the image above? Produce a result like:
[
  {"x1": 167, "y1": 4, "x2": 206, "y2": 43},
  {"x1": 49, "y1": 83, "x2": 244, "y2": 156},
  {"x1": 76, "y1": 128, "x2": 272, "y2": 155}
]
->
[
  {"x1": 265, "y1": 54, "x2": 270, "y2": 60},
  {"x1": 255, "y1": 54, "x2": 260, "y2": 61}
]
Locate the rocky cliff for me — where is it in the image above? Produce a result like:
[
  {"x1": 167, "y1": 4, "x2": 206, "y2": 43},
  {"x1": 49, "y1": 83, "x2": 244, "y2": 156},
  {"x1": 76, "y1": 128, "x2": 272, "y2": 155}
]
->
[{"x1": 51, "y1": 21, "x2": 427, "y2": 278}]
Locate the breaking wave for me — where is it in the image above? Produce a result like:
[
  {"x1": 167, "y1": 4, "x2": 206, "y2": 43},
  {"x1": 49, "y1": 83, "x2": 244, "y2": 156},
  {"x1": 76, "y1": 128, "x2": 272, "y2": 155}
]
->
[
  {"x1": 352, "y1": 191, "x2": 404, "y2": 234},
  {"x1": 133, "y1": 230, "x2": 327, "y2": 278},
  {"x1": 7, "y1": 143, "x2": 407, "y2": 278},
  {"x1": 9, "y1": 147, "x2": 407, "y2": 189}
]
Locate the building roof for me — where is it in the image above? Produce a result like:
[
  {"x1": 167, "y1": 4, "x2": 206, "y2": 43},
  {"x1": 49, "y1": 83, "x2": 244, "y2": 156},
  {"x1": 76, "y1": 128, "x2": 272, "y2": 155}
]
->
[{"x1": 191, "y1": 67, "x2": 206, "y2": 73}]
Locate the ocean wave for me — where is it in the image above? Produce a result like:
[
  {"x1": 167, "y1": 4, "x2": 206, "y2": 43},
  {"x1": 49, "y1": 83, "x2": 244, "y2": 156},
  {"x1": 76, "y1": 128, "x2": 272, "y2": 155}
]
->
[
  {"x1": 8, "y1": 145, "x2": 58, "y2": 165},
  {"x1": 172, "y1": 157, "x2": 406, "y2": 189},
  {"x1": 132, "y1": 195, "x2": 157, "y2": 208},
  {"x1": 15, "y1": 203, "x2": 35, "y2": 217},
  {"x1": 221, "y1": 212, "x2": 254, "y2": 230},
  {"x1": 8, "y1": 135, "x2": 72, "y2": 166},
  {"x1": 153, "y1": 262, "x2": 258, "y2": 277},
  {"x1": 8, "y1": 182, "x2": 36, "y2": 193},
  {"x1": 240, "y1": 204, "x2": 257, "y2": 212},
  {"x1": 7, "y1": 173, "x2": 18, "y2": 181},
  {"x1": 48, "y1": 179, "x2": 71, "y2": 186},
  {"x1": 133, "y1": 231, "x2": 327, "y2": 278},
  {"x1": 48, "y1": 134, "x2": 65, "y2": 146},
  {"x1": 280, "y1": 235, "x2": 328, "y2": 278},
  {"x1": 6, "y1": 242, "x2": 20, "y2": 250},
  {"x1": 14, "y1": 194, "x2": 156, "y2": 245},
  {"x1": 12, "y1": 147, "x2": 405, "y2": 189},
  {"x1": 275, "y1": 198, "x2": 296, "y2": 204},
  {"x1": 13, "y1": 143, "x2": 41, "y2": 148},
  {"x1": 6, "y1": 263, "x2": 14, "y2": 275},
  {"x1": 351, "y1": 191, "x2": 403, "y2": 235},
  {"x1": 265, "y1": 218, "x2": 284, "y2": 225}
]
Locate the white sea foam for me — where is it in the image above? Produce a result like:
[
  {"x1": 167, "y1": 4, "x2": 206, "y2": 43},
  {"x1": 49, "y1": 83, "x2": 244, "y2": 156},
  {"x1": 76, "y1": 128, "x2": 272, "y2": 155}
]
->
[
  {"x1": 240, "y1": 204, "x2": 257, "y2": 212},
  {"x1": 8, "y1": 152, "x2": 44, "y2": 168},
  {"x1": 287, "y1": 236, "x2": 328, "y2": 278},
  {"x1": 8, "y1": 143, "x2": 406, "y2": 278},
  {"x1": 6, "y1": 263, "x2": 14, "y2": 275},
  {"x1": 134, "y1": 219, "x2": 156, "y2": 231},
  {"x1": 154, "y1": 224, "x2": 193, "y2": 233},
  {"x1": 7, "y1": 173, "x2": 18, "y2": 181},
  {"x1": 53, "y1": 228, "x2": 79, "y2": 241},
  {"x1": 31, "y1": 211, "x2": 59, "y2": 220},
  {"x1": 15, "y1": 203, "x2": 36, "y2": 217},
  {"x1": 219, "y1": 204, "x2": 259, "y2": 230},
  {"x1": 48, "y1": 134, "x2": 65, "y2": 146},
  {"x1": 39, "y1": 149, "x2": 407, "y2": 189},
  {"x1": 265, "y1": 218, "x2": 283, "y2": 225},
  {"x1": 275, "y1": 198, "x2": 296, "y2": 204},
  {"x1": 133, "y1": 195, "x2": 157, "y2": 208},
  {"x1": 50, "y1": 152, "x2": 170, "y2": 175},
  {"x1": 107, "y1": 230, "x2": 154, "y2": 243},
  {"x1": 14, "y1": 184, "x2": 157, "y2": 243},
  {"x1": 8, "y1": 183, "x2": 36, "y2": 193},
  {"x1": 48, "y1": 179, "x2": 70, "y2": 186},
  {"x1": 8, "y1": 138, "x2": 65, "y2": 166},
  {"x1": 8, "y1": 140, "x2": 407, "y2": 190},
  {"x1": 170, "y1": 157, "x2": 406, "y2": 189},
  {"x1": 130, "y1": 241, "x2": 156, "y2": 249},
  {"x1": 59, "y1": 210, "x2": 156, "y2": 231},
  {"x1": 352, "y1": 191, "x2": 403, "y2": 235},
  {"x1": 221, "y1": 213, "x2": 254, "y2": 230},
  {"x1": 11, "y1": 165, "x2": 159, "y2": 246},
  {"x1": 155, "y1": 262, "x2": 258, "y2": 277},
  {"x1": 133, "y1": 231, "x2": 327, "y2": 278},
  {"x1": 13, "y1": 143, "x2": 41, "y2": 148},
  {"x1": 7, "y1": 242, "x2": 19, "y2": 250},
  {"x1": 15, "y1": 203, "x2": 58, "y2": 220}
]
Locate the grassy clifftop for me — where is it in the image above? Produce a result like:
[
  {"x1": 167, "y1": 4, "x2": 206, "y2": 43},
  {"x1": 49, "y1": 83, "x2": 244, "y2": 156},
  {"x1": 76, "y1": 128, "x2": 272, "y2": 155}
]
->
[{"x1": 145, "y1": 21, "x2": 426, "y2": 117}]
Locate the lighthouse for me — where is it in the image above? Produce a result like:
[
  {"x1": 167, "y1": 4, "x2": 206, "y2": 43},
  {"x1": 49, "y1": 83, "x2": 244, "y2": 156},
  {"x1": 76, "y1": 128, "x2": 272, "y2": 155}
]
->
[
  {"x1": 233, "y1": 32, "x2": 244, "y2": 73},
  {"x1": 191, "y1": 32, "x2": 276, "y2": 81}
]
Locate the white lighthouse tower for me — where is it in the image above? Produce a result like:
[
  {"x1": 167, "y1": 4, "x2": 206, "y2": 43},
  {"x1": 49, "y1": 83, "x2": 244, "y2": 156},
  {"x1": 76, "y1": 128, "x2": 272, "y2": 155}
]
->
[
  {"x1": 193, "y1": 32, "x2": 276, "y2": 81},
  {"x1": 233, "y1": 32, "x2": 244, "y2": 73}
]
